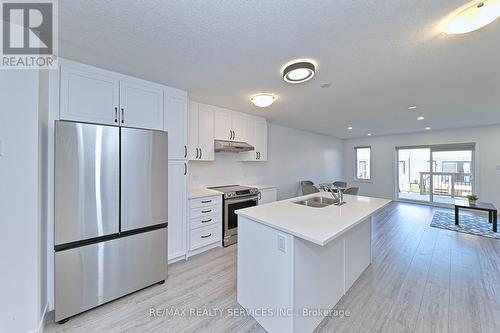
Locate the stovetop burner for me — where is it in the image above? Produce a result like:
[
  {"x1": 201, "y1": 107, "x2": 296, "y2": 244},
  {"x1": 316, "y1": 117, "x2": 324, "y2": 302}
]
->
[{"x1": 208, "y1": 185, "x2": 259, "y2": 199}]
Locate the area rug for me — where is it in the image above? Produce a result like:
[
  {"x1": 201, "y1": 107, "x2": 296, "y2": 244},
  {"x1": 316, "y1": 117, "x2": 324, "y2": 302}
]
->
[{"x1": 431, "y1": 211, "x2": 500, "y2": 240}]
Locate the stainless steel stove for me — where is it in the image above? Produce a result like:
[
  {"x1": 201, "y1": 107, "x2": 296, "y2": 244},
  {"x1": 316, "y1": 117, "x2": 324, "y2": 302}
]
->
[{"x1": 208, "y1": 185, "x2": 259, "y2": 246}]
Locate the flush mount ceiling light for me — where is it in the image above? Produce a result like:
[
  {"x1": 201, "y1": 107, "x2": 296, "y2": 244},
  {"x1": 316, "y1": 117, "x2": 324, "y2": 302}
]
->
[
  {"x1": 250, "y1": 94, "x2": 277, "y2": 108},
  {"x1": 408, "y1": 105, "x2": 418, "y2": 110},
  {"x1": 444, "y1": 1, "x2": 500, "y2": 34},
  {"x1": 417, "y1": 116, "x2": 425, "y2": 120},
  {"x1": 282, "y1": 61, "x2": 316, "y2": 83},
  {"x1": 347, "y1": 126, "x2": 353, "y2": 130},
  {"x1": 425, "y1": 127, "x2": 431, "y2": 130},
  {"x1": 367, "y1": 133, "x2": 372, "y2": 136}
]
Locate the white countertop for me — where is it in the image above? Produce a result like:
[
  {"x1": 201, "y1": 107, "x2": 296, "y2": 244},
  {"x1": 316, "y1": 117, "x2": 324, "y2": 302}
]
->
[
  {"x1": 188, "y1": 188, "x2": 223, "y2": 199},
  {"x1": 236, "y1": 192, "x2": 391, "y2": 246}
]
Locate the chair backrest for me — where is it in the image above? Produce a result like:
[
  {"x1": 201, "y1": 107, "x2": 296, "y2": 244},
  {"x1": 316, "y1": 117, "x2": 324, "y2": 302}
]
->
[
  {"x1": 333, "y1": 181, "x2": 347, "y2": 188},
  {"x1": 301, "y1": 181, "x2": 319, "y2": 195},
  {"x1": 344, "y1": 187, "x2": 359, "y2": 195}
]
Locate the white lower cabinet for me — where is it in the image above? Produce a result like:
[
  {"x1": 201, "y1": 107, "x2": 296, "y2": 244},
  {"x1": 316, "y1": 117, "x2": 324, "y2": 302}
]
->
[
  {"x1": 258, "y1": 187, "x2": 277, "y2": 205},
  {"x1": 168, "y1": 161, "x2": 188, "y2": 262},
  {"x1": 188, "y1": 195, "x2": 222, "y2": 257}
]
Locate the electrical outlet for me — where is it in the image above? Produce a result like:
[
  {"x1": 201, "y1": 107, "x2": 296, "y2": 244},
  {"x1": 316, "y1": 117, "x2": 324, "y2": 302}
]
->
[{"x1": 277, "y1": 234, "x2": 286, "y2": 253}]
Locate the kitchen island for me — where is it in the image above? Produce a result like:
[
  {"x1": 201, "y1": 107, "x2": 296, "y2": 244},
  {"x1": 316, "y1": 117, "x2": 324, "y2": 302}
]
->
[{"x1": 235, "y1": 192, "x2": 391, "y2": 333}]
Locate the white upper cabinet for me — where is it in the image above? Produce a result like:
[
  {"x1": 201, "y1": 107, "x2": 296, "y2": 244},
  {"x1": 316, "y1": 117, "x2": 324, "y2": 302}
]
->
[
  {"x1": 232, "y1": 112, "x2": 248, "y2": 142},
  {"x1": 214, "y1": 108, "x2": 232, "y2": 141},
  {"x1": 59, "y1": 60, "x2": 165, "y2": 131},
  {"x1": 60, "y1": 64, "x2": 119, "y2": 126},
  {"x1": 188, "y1": 102, "x2": 214, "y2": 161},
  {"x1": 119, "y1": 78, "x2": 164, "y2": 130},
  {"x1": 214, "y1": 107, "x2": 247, "y2": 142},
  {"x1": 165, "y1": 88, "x2": 188, "y2": 160},
  {"x1": 243, "y1": 115, "x2": 268, "y2": 161}
]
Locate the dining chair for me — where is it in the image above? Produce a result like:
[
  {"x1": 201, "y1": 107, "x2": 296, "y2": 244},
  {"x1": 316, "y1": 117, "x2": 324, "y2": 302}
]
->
[
  {"x1": 333, "y1": 181, "x2": 347, "y2": 188},
  {"x1": 343, "y1": 187, "x2": 359, "y2": 195},
  {"x1": 301, "y1": 180, "x2": 320, "y2": 195}
]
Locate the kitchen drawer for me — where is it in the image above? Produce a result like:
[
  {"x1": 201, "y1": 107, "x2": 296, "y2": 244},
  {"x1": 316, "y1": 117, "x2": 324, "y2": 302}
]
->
[
  {"x1": 190, "y1": 204, "x2": 221, "y2": 219},
  {"x1": 190, "y1": 224, "x2": 221, "y2": 250},
  {"x1": 190, "y1": 214, "x2": 221, "y2": 230},
  {"x1": 190, "y1": 195, "x2": 222, "y2": 209}
]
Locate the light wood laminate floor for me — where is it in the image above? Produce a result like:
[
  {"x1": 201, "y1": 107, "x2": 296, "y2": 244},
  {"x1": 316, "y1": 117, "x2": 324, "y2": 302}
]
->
[{"x1": 46, "y1": 202, "x2": 500, "y2": 332}]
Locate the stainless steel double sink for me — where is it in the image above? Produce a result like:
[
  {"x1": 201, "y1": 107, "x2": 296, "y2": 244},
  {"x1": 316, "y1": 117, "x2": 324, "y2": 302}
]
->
[{"x1": 293, "y1": 196, "x2": 341, "y2": 208}]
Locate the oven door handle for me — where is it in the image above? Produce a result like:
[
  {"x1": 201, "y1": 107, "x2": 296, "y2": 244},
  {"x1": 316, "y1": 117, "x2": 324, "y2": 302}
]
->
[{"x1": 225, "y1": 196, "x2": 259, "y2": 205}]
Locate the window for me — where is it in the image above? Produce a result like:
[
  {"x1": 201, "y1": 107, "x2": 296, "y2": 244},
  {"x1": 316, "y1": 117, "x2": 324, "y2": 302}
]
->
[{"x1": 355, "y1": 147, "x2": 371, "y2": 180}]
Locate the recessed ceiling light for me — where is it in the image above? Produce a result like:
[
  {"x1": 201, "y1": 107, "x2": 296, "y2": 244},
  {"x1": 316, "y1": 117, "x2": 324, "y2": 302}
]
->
[
  {"x1": 367, "y1": 133, "x2": 372, "y2": 136},
  {"x1": 444, "y1": 1, "x2": 500, "y2": 34},
  {"x1": 347, "y1": 126, "x2": 353, "y2": 130},
  {"x1": 282, "y1": 61, "x2": 316, "y2": 83},
  {"x1": 408, "y1": 105, "x2": 418, "y2": 110},
  {"x1": 425, "y1": 127, "x2": 431, "y2": 130},
  {"x1": 417, "y1": 116, "x2": 425, "y2": 120},
  {"x1": 250, "y1": 94, "x2": 276, "y2": 108}
]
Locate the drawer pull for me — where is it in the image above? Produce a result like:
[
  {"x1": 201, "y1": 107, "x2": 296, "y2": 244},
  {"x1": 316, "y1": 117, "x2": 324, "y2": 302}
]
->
[
  {"x1": 201, "y1": 219, "x2": 212, "y2": 223},
  {"x1": 201, "y1": 209, "x2": 212, "y2": 213},
  {"x1": 201, "y1": 200, "x2": 212, "y2": 203},
  {"x1": 201, "y1": 233, "x2": 212, "y2": 239}
]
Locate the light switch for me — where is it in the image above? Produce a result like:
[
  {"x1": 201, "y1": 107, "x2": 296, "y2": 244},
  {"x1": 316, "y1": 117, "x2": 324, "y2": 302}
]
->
[{"x1": 277, "y1": 234, "x2": 286, "y2": 253}]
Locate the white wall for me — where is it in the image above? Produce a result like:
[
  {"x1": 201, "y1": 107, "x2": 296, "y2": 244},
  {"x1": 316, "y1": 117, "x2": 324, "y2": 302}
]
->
[
  {"x1": 342, "y1": 125, "x2": 500, "y2": 207},
  {"x1": 189, "y1": 123, "x2": 343, "y2": 199},
  {"x1": 0, "y1": 70, "x2": 45, "y2": 332}
]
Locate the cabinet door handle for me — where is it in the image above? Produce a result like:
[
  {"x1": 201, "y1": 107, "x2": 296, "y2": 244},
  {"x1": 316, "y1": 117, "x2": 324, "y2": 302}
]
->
[
  {"x1": 121, "y1": 108, "x2": 124, "y2": 124},
  {"x1": 201, "y1": 209, "x2": 212, "y2": 213},
  {"x1": 114, "y1": 107, "x2": 118, "y2": 123},
  {"x1": 184, "y1": 163, "x2": 187, "y2": 175},
  {"x1": 201, "y1": 200, "x2": 212, "y2": 203},
  {"x1": 184, "y1": 145, "x2": 187, "y2": 158},
  {"x1": 201, "y1": 233, "x2": 212, "y2": 239},
  {"x1": 200, "y1": 148, "x2": 202, "y2": 159},
  {"x1": 232, "y1": 130, "x2": 235, "y2": 140},
  {"x1": 201, "y1": 219, "x2": 212, "y2": 223},
  {"x1": 256, "y1": 152, "x2": 258, "y2": 160},
  {"x1": 195, "y1": 148, "x2": 199, "y2": 159},
  {"x1": 229, "y1": 130, "x2": 232, "y2": 140},
  {"x1": 259, "y1": 191, "x2": 262, "y2": 200}
]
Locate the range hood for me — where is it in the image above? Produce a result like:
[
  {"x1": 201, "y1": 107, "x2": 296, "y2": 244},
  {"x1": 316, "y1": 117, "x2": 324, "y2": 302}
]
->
[{"x1": 214, "y1": 140, "x2": 255, "y2": 153}]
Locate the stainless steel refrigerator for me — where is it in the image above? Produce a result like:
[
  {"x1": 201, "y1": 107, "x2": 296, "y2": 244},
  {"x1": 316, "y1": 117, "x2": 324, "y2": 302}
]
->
[{"x1": 54, "y1": 120, "x2": 168, "y2": 322}]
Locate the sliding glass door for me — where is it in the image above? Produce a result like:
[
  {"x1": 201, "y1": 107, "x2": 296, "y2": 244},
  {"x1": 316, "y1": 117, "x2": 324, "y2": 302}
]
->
[
  {"x1": 397, "y1": 144, "x2": 475, "y2": 205},
  {"x1": 397, "y1": 148, "x2": 431, "y2": 203}
]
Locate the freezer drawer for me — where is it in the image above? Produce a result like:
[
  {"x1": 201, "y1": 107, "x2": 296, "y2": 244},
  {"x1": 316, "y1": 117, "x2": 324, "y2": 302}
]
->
[
  {"x1": 55, "y1": 121, "x2": 119, "y2": 246},
  {"x1": 55, "y1": 228, "x2": 167, "y2": 321},
  {"x1": 121, "y1": 127, "x2": 168, "y2": 232}
]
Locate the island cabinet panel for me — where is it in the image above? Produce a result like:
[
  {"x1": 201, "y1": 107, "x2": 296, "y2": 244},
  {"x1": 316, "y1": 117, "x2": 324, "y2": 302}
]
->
[
  {"x1": 237, "y1": 217, "x2": 294, "y2": 333},
  {"x1": 344, "y1": 217, "x2": 372, "y2": 292},
  {"x1": 293, "y1": 237, "x2": 345, "y2": 333}
]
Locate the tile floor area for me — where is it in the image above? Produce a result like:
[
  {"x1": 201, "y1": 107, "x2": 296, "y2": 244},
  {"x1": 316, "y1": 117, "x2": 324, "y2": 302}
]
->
[{"x1": 45, "y1": 202, "x2": 500, "y2": 332}]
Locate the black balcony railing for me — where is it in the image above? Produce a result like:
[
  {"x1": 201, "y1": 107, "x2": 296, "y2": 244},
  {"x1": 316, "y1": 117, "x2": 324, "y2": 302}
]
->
[{"x1": 419, "y1": 172, "x2": 473, "y2": 198}]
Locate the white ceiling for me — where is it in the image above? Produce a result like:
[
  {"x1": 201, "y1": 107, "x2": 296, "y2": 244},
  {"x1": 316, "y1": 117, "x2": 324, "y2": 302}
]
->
[{"x1": 59, "y1": 0, "x2": 500, "y2": 139}]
